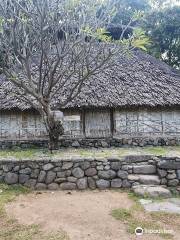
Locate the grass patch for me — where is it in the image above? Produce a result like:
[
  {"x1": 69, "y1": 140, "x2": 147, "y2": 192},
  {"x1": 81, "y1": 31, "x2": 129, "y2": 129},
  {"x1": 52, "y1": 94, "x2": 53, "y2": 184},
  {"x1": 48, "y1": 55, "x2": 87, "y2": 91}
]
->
[
  {"x1": 143, "y1": 146, "x2": 168, "y2": 156},
  {"x1": 0, "y1": 184, "x2": 30, "y2": 215},
  {"x1": 127, "y1": 218, "x2": 173, "y2": 239},
  {"x1": 0, "y1": 223, "x2": 39, "y2": 240},
  {"x1": 0, "y1": 148, "x2": 50, "y2": 160},
  {"x1": 0, "y1": 184, "x2": 69, "y2": 240},
  {"x1": 128, "y1": 190, "x2": 172, "y2": 202},
  {"x1": 0, "y1": 147, "x2": 134, "y2": 160},
  {"x1": 1, "y1": 145, "x2": 180, "y2": 160},
  {"x1": 111, "y1": 208, "x2": 132, "y2": 221},
  {"x1": 111, "y1": 195, "x2": 175, "y2": 239},
  {"x1": 151, "y1": 211, "x2": 180, "y2": 225},
  {"x1": 0, "y1": 146, "x2": 150, "y2": 160}
]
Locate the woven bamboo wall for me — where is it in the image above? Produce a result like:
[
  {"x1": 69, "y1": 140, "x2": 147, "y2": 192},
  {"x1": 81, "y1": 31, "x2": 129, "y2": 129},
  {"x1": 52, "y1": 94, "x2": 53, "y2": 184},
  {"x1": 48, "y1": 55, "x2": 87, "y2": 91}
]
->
[
  {"x1": 85, "y1": 109, "x2": 111, "y2": 137},
  {"x1": 114, "y1": 109, "x2": 180, "y2": 136},
  {"x1": 0, "y1": 111, "x2": 47, "y2": 140},
  {"x1": 1, "y1": 109, "x2": 180, "y2": 140}
]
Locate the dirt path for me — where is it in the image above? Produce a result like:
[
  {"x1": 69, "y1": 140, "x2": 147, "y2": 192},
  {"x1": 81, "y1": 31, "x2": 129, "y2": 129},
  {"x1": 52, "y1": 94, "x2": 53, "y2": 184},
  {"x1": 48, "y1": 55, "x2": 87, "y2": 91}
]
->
[{"x1": 6, "y1": 190, "x2": 164, "y2": 240}]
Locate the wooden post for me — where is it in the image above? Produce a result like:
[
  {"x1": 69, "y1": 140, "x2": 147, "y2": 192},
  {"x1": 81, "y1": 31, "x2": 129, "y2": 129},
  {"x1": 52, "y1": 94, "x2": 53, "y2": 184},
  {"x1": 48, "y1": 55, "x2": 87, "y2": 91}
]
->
[
  {"x1": 161, "y1": 111, "x2": 164, "y2": 134},
  {"x1": 110, "y1": 109, "x2": 114, "y2": 137},
  {"x1": 82, "y1": 109, "x2": 86, "y2": 138}
]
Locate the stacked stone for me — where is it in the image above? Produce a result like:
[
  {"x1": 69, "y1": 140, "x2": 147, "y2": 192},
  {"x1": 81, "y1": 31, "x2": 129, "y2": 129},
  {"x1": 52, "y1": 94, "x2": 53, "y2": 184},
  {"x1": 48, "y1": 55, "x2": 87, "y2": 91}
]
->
[
  {"x1": 0, "y1": 136, "x2": 179, "y2": 150},
  {"x1": 0, "y1": 158, "x2": 131, "y2": 190},
  {"x1": 0, "y1": 158, "x2": 132, "y2": 190},
  {"x1": 157, "y1": 157, "x2": 180, "y2": 187},
  {"x1": 48, "y1": 137, "x2": 180, "y2": 148},
  {"x1": 0, "y1": 155, "x2": 179, "y2": 190}
]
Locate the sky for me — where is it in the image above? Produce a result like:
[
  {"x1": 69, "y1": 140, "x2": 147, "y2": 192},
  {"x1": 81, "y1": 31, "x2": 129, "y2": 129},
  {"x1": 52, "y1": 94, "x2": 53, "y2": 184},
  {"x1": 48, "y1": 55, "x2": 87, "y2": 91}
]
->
[{"x1": 150, "y1": 0, "x2": 180, "y2": 8}]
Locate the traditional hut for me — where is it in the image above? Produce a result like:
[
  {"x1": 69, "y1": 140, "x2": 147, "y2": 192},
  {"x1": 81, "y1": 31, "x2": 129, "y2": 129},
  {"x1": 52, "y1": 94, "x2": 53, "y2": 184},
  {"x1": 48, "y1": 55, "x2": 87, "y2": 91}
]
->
[{"x1": 0, "y1": 49, "x2": 180, "y2": 147}]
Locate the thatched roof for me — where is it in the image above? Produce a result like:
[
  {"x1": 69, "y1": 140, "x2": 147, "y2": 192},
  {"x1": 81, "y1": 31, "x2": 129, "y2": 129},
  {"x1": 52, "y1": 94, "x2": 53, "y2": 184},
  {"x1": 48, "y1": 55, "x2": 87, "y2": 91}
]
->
[{"x1": 0, "y1": 49, "x2": 180, "y2": 111}]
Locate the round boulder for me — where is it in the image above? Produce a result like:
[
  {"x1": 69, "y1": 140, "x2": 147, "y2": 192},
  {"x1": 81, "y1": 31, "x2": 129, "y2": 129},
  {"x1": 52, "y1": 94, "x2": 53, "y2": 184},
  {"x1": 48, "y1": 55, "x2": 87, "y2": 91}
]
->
[
  {"x1": 38, "y1": 171, "x2": 46, "y2": 183},
  {"x1": 79, "y1": 161, "x2": 91, "y2": 170},
  {"x1": 62, "y1": 162, "x2": 73, "y2": 170},
  {"x1": 98, "y1": 170, "x2": 116, "y2": 180},
  {"x1": 24, "y1": 179, "x2": 37, "y2": 188},
  {"x1": 43, "y1": 163, "x2": 54, "y2": 171},
  {"x1": 45, "y1": 171, "x2": 56, "y2": 184},
  {"x1": 72, "y1": 167, "x2": 84, "y2": 178},
  {"x1": 19, "y1": 174, "x2": 30, "y2": 184},
  {"x1": 5, "y1": 172, "x2": 18, "y2": 184},
  {"x1": 48, "y1": 183, "x2": 59, "y2": 190},
  {"x1": 110, "y1": 162, "x2": 121, "y2": 171},
  {"x1": 60, "y1": 182, "x2": 77, "y2": 190},
  {"x1": 96, "y1": 179, "x2": 110, "y2": 189},
  {"x1": 168, "y1": 179, "x2": 179, "y2": 187},
  {"x1": 77, "y1": 178, "x2": 88, "y2": 190},
  {"x1": 88, "y1": 177, "x2": 96, "y2": 190},
  {"x1": 35, "y1": 183, "x2": 47, "y2": 190},
  {"x1": 122, "y1": 179, "x2": 131, "y2": 188},
  {"x1": 111, "y1": 179, "x2": 122, "y2": 188},
  {"x1": 85, "y1": 168, "x2": 97, "y2": 177},
  {"x1": 117, "y1": 170, "x2": 128, "y2": 179},
  {"x1": 132, "y1": 185, "x2": 172, "y2": 198},
  {"x1": 19, "y1": 168, "x2": 31, "y2": 175},
  {"x1": 167, "y1": 173, "x2": 177, "y2": 180}
]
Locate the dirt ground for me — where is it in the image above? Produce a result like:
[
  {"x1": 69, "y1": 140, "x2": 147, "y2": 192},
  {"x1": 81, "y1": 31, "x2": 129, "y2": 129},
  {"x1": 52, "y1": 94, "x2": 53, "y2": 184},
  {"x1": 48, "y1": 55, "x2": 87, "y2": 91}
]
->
[{"x1": 5, "y1": 190, "x2": 173, "y2": 240}]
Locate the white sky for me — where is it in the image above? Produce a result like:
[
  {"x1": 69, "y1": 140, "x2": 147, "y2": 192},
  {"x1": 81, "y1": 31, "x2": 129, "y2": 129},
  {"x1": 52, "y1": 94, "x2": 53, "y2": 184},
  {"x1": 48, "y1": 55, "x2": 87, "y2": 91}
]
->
[{"x1": 150, "y1": 0, "x2": 180, "y2": 8}]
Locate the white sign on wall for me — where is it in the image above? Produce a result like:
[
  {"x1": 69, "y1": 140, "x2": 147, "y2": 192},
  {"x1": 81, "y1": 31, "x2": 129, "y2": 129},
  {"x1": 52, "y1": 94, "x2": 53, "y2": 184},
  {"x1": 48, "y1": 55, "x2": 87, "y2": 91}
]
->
[
  {"x1": 52, "y1": 111, "x2": 64, "y2": 120},
  {"x1": 64, "y1": 115, "x2": 81, "y2": 121}
]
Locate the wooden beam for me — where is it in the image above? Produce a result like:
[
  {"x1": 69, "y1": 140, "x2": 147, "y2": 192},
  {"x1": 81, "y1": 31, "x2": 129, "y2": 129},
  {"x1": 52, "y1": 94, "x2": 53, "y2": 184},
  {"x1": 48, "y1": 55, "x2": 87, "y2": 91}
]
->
[
  {"x1": 110, "y1": 109, "x2": 114, "y2": 137},
  {"x1": 82, "y1": 109, "x2": 86, "y2": 137}
]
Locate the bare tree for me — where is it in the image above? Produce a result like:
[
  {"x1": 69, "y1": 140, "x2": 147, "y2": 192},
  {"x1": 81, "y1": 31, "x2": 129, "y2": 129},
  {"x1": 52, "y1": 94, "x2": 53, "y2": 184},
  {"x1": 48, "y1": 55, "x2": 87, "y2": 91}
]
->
[{"x1": 0, "y1": 0, "x2": 141, "y2": 150}]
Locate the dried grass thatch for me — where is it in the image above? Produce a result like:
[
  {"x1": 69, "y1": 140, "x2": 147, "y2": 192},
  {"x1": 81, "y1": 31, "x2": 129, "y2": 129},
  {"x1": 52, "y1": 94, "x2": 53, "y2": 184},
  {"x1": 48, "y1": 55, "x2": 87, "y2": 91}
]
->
[{"x1": 0, "y1": 49, "x2": 180, "y2": 111}]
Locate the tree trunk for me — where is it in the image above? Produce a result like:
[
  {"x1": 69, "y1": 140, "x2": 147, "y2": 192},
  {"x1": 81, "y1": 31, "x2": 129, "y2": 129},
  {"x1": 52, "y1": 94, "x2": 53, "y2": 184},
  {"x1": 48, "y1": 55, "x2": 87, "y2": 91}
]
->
[
  {"x1": 49, "y1": 133, "x2": 59, "y2": 152},
  {"x1": 48, "y1": 120, "x2": 64, "y2": 152},
  {"x1": 42, "y1": 106, "x2": 64, "y2": 152}
]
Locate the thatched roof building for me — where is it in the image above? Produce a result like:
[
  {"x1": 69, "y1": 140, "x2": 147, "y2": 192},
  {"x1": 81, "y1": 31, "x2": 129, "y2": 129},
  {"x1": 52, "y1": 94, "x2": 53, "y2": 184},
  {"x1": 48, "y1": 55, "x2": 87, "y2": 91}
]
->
[
  {"x1": 0, "y1": 49, "x2": 180, "y2": 110},
  {"x1": 0, "y1": 49, "x2": 180, "y2": 145}
]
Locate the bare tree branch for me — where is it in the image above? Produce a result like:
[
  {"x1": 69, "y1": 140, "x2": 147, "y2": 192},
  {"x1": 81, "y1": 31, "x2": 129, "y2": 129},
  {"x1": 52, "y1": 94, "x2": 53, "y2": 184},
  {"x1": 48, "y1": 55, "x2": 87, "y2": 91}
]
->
[{"x1": 0, "y1": 0, "x2": 135, "y2": 150}]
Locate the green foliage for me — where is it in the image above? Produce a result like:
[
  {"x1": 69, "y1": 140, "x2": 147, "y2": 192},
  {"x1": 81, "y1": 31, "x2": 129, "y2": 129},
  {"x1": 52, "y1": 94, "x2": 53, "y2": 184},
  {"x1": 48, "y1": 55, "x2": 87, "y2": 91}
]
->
[
  {"x1": 143, "y1": 6, "x2": 180, "y2": 68},
  {"x1": 108, "y1": 1, "x2": 151, "y2": 51},
  {"x1": 111, "y1": 0, "x2": 150, "y2": 25},
  {"x1": 131, "y1": 28, "x2": 151, "y2": 51},
  {"x1": 110, "y1": 0, "x2": 180, "y2": 68},
  {"x1": 132, "y1": 10, "x2": 145, "y2": 21},
  {"x1": 82, "y1": 27, "x2": 112, "y2": 42},
  {"x1": 96, "y1": 28, "x2": 112, "y2": 42}
]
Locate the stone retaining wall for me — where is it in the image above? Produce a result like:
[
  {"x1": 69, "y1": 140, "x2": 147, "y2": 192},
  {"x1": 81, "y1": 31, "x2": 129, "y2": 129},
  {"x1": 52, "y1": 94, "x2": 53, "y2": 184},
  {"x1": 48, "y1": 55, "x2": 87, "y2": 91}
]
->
[
  {"x1": 158, "y1": 157, "x2": 180, "y2": 187},
  {"x1": 0, "y1": 136, "x2": 179, "y2": 149},
  {"x1": 0, "y1": 155, "x2": 180, "y2": 190}
]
